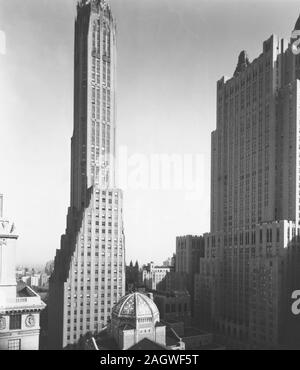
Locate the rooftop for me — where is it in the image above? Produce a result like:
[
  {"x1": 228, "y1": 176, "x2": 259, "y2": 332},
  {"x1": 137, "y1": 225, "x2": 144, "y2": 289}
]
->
[
  {"x1": 127, "y1": 338, "x2": 167, "y2": 351},
  {"x1": 0, "y1": 282, "x2": 46, "y2": 312},
  {"x1": 17, "y1": 282, "x2": 37, "y2": 298},
  {"x1": 166, "y1": 327, "x2": 182, "y2": 347},
  {"x1": 182, "y1": 327, "x2": 208, "y2": 337},
  {"x1": 95, "y1": 329, "x2": 118, "y2": 350}
]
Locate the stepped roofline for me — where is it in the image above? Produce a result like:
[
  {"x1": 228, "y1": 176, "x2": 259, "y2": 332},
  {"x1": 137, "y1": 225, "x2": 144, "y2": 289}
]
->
[{"x1": 294, "y1": 14, "x2": 300, "y2": 31}]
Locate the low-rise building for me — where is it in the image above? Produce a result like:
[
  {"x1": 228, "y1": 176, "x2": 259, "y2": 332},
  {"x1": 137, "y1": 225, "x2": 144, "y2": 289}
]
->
[
  {"x1": 142, "y1": 262, "x2": 174, "y2": 291},
  {"x1": 0, "y1": 194, "x2": 45, "y2": 350}
]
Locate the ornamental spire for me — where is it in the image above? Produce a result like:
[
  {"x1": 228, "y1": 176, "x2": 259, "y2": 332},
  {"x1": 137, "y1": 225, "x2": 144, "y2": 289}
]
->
[
  {"x1": 234, "y1": 50, "x2": 250, "y2": 77},
  {"x1": 78, "y1": 0, "x2": 107, "y2": 6}
]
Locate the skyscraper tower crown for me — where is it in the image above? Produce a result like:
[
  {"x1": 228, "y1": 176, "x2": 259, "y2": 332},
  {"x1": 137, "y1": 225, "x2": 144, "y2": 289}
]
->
[
  {"x1": 234, "y1": 50, "x2": 250, "y2": 77},
  {"x1": 0, "y1": 195, "x2": 16, "y2": 236},
  {"x1": 78, "y1": 0, "x2": 108, "y2": 9}
]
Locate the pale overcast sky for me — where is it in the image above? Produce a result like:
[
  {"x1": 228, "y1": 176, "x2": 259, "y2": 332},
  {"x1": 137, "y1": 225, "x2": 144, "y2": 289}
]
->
[{"x1": 0, "y1": 0, "x2": 299, "y2": 266}]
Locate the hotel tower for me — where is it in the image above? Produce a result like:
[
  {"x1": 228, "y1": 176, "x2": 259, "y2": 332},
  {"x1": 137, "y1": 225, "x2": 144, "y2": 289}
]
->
[
  {"x1": 48, "y1": 0, "x2": 125, "y2": 349},
  {"x1": 196, "y1": 15, "x2": 300, "y2": 348}
]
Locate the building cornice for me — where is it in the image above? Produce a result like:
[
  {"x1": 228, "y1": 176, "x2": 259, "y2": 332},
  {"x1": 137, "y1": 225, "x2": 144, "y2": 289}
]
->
[{"x1": 0, "y1": 305, "x2": 45, "y2": 315}]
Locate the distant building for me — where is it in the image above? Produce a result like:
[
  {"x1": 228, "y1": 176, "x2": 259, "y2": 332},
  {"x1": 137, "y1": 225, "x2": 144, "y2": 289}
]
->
[
  {"x1": 142, "y1": 262, "x2": 174, "y2": 291},
  {"x1": 16, "y1": 268, "x2": 25, "y2": 279},
  {"x1": 163, "y1": 254, "x2": 175, "y2": 267},
  {"x1": 0, "y1": 194, "x2": 45, "y2": 350},
  {"x1": 39, "y1": 273, "x2": 49, "y2": 289},
  {"x1": 30, "y1": 275, "x2": 40, "y2": 288},
  {"x1": 21, "y1": 276, "x2": 31, "y2": 285}
]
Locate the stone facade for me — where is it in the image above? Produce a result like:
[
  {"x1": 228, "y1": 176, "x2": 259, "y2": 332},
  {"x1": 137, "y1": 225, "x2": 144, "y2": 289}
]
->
[
  {"x1": 197, "y1": 17, "x2": 300, "y2": 349},
  {"x1": 48, "y1": 0, "x2": 126, "y2": 349},
  {"x1": 0, "y1": 195, "x2": 45, "y2": 350}
]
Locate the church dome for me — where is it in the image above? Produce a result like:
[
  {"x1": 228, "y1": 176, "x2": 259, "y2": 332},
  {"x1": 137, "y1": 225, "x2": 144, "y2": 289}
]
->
[{"x1": 112, "y1": 292, "x2": 160, "y2": 322}]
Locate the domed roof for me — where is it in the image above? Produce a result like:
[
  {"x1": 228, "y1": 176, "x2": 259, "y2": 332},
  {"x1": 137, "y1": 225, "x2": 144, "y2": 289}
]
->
[{"x1": 112, "y1": 292, "x2": 160, "y2": 321}]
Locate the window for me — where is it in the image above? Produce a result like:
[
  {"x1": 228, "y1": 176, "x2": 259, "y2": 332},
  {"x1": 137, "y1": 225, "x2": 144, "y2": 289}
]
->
[
  {"x1": 10, "y1": 315, "x2": 21, "y2": 330},
  {"x1": 8, "y1": 339, "x2": 21, "y2": 350}
]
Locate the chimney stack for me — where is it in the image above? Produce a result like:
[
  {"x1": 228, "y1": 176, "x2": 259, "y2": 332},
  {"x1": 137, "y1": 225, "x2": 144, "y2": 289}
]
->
[{"x1": 0, "y1": 194, "x2": 3, "y2": 219}]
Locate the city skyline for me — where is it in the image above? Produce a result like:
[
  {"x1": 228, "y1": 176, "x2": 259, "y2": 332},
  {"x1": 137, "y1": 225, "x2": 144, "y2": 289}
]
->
[
  {"x1": 1, "y1": 0, "x2": 300, "y2": 353},
  {"x1": 1, "y1": 0, "x2": 300, "y2": 267}
]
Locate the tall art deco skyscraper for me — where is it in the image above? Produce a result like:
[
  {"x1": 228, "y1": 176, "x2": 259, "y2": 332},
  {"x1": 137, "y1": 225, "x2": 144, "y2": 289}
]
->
[
  {"x1": 48, "y1": 0, "x2": 125, "y2": 349},
  {"x1": 196, "y1": 15, "x2": 300, "y2": 349}
]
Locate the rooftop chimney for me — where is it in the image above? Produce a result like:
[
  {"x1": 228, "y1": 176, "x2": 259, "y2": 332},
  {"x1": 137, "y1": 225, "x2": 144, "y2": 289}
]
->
[{"x1": 0, "y1": 194, "x2": 3, "y2": 219}]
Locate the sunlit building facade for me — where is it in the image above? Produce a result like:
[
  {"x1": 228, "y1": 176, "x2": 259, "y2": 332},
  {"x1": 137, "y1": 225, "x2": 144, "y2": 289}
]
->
[{"x1": 48, "y1": 0, "x2": 125, "y2": 349}]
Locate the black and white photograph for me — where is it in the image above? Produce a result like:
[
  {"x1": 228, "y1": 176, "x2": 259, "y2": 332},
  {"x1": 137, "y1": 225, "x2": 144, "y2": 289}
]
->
[{"x1": 1, "y1": 0, "x2": 300, "y2": 355}]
